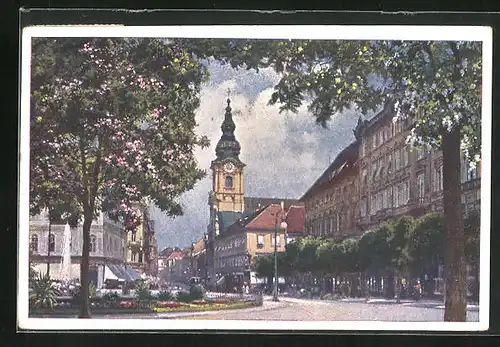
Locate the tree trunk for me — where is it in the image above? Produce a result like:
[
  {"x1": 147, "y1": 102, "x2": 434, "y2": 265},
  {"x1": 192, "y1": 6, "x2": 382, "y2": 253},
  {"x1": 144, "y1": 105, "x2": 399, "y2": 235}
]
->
[
  {"x1": 79, "y1": 215, "x2": 92, "y2": 318},
  {"x1": 46, "y1": 219, "x2": 52, "y2": 277},
  {"x1": 442, "y1": 127, "x2": 467, "y2": 322}
]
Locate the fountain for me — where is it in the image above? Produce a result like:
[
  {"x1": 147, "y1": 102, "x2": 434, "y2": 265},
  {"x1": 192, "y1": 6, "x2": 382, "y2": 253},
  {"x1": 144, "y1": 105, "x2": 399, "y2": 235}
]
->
[{"x1": 60, "y1": 223, "x2": 72, "y2": 280}]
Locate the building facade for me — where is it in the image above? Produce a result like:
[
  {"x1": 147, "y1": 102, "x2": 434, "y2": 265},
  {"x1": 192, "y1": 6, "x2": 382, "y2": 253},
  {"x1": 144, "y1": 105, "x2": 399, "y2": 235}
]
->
[
  {"x1": 212, "y1": 203, "x2": 305, "y2": 290},
  {"x1": 29, "y1": 210, "x2": 128, "y2": 288},
  {"x1": 124, "y1": 206, "x2": 158, "y2": 276},
  {"x1": 302, "y1": 101, "x2": 481, "y2": 241},
  {"x1": 205, "y1": 97, "x2": 305, "y2": 290}
]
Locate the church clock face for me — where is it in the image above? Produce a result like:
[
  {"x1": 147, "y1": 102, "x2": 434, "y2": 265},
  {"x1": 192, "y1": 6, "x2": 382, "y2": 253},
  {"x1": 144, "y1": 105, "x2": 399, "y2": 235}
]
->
[{"x1": 224, "y1": 162, "x2": 235, "y2": 173}]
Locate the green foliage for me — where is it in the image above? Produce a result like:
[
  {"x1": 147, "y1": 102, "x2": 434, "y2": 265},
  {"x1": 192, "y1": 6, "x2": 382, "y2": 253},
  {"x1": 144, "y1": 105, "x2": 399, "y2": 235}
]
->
[
  {"x1": 156, "y1": 290, "x2": 174, "y2": 301},
  {"x1": 189, "y1": 285, "x2": 205, "y2": 301},
  {"x1": 252, "y1": 255, "x2": 274, "y2": 279},
  {"x1": 103, "y1": 292, "x2": 121, "y2": 308},
  {"x1": 71, "y1": 283, "x2": 97, "y2": 303},
  {"x1": 135, "y1": 281, "x2": 153, "y2": 308},
  {"x1": 29, "y1": 273, "x2": 61, "y2": 309},
  {"x1": 175, "y1": 291, "x2": 192, "y2": 303},
  {"x1": 464, "y1": 210, "x2": 480, "y2": 265},
  {"x1": 408, "y1": 212, "x2": 445, "y2": 275}
]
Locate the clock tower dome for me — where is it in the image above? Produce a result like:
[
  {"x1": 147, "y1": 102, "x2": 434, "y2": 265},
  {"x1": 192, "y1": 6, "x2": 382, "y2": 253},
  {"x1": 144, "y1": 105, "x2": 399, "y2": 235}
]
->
[{"x1": 209, "y1": 97, "x2": 245, "y2": 212}]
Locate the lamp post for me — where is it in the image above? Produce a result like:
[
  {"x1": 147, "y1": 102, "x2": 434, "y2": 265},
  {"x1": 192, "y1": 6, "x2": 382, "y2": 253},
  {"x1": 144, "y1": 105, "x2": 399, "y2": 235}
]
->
[{"x1": 272, "y1": 202, "x2": 288, "y2": 302}]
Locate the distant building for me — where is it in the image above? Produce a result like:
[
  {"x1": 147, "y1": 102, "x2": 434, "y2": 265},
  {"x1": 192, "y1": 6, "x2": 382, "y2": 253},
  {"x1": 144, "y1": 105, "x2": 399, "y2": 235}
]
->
[
  {"x1": 205, "y1": 97, "x2": 305, "y2": 290},
  {"x1": 301, "y1": 100, "x2": 481, "y2": 241},
  {"x1": 124, "y1": 206, "x2": 158, "y2": 276},
  {"x1": 29, "y1": 210, "x2": 133, "y2": 288}
]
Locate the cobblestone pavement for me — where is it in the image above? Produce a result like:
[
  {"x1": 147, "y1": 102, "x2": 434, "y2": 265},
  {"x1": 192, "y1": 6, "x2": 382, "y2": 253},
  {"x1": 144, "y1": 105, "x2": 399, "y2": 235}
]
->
[{"x1": 178, "y1": 297, "x2": 480, "y2": 322}]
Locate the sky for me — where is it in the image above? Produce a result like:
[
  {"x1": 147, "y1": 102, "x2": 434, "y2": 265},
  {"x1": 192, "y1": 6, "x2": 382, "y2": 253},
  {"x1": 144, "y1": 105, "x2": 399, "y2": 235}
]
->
[{"x1": 150, "y1": 58, "x2": 377, "y2": 250}]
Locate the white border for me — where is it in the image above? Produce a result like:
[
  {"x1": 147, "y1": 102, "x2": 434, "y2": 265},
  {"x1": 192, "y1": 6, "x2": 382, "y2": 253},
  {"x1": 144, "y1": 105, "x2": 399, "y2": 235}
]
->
[{"x1": 19, "y1": 25, "x2": 492, "y2": 332}]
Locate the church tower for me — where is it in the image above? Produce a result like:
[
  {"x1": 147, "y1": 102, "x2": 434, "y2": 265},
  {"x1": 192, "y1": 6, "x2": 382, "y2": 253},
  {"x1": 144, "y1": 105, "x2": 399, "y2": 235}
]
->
[{"x1": 209, "y1": 97, "x2": 246, "y2": 212}]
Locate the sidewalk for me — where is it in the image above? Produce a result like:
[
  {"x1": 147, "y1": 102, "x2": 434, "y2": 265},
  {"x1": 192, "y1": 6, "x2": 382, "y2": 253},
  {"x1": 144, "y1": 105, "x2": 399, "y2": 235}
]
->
[{"x1": 283, "y1": 296, "x2": 479, "y2": 311}]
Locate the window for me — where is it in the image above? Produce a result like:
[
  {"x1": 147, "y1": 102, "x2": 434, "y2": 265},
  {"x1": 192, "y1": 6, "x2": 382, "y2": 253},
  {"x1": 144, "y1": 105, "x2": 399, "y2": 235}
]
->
[
  {"x1": 138, "y1": 251, "x2": 143, "y2": 263},
  {"x1": 417, "y1": 172, "x2": 425, "y2": 201},
  {"x1": 382, "y1": 190, "x2": 387, "y2": 209},
  {"x1": 395, "y1": 149, "x2": 401, "y2": 171},
  {"x1": 372, "y1": 162, "x2": 378, "y2": 181},
  {"x1": 378, "y1": 158, "x2": 385, "y2": 179},
  {"x1": 394, "y1": 185, "x2": 400, "y2": 207},
  {"x1": 30, "y1": 234, "x2": 38, "y2": 253},
  {"x1": 272, "y1": 235, "x2": 281, "y2": 247},
  {"x1": 48, "y1": 233, "x2": 55, "y2": 252},
  {"x1": 362, "y1": 167, "x2": 368, "y2": 184},
  {"x1": 417, "y1": 148, "x2": 426, "y2": 161},
  {"x1": 403, "y1": 181, "x2": 410, "y2": 204},
  {"x1": 387, "y1": 154, "x2": 393, "y2": 174},
  {"x1": 386, "y1": 187, "x2": 393, "y2": 208},
  {"x1": 381, "y1": 129, "x2": 386, "y2": 143},
  {"x1": 461, "y1": 157, "x2": 478, "y2": 183},
  {"x1": 132, "y1": 252, "x2": 137, "y2": 262},
  {"x1": 360, "y1": 197, "x2": 368, "y2": 217},
  {"x1": 402, "y1": 146, "x2": 409, "y2": 167},
  {"x1": 257, "y1": 235, "x2": 264, "y2": 249},
  {"x1": 225, "y1": 175, "x2": 233, "y2": 188},
  {"x1": 372, "y1": 134, "x2": 377, "y2": 149},
  {"x1": 90, "y1": 234, "x2": 96, "y2": 253},
  {"x1": 433, "y1": 164, "x2": 443, "y2": 192},
  {"x1": 371, "y1": 195, "x2": 376, "y2": 215},
  {"x1": 131, "y1": 232, "x2": 137, "y2": 242}
]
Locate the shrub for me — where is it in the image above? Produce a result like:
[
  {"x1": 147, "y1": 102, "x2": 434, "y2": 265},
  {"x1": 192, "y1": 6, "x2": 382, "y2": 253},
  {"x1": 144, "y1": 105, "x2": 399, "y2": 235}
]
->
[
  {"x1": 103, "y1": 292, "x2": 121, "y2": 308},
  {"x1": 189, "y1": 285, "x2": 205, "y2": 301},
  {"x1": 135, "y1": 281, "x2": 153, "y2": 308},
  {"x1": 71, "y1": 283, "x2": 96, "y2": 303},
  {"x1": 176, "y1": 291, "x2": 192, "y2": 303},
  {"x1": 156, "y1": 291, "x2": 174, "y2": 301},
  {"x1": 29, "y1": 273, "x2": 61, "y2": 309}
]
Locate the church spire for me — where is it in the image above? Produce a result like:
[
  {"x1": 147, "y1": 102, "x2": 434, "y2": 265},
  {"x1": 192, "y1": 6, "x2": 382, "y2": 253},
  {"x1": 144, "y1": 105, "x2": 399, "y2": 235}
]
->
[{"x1": 215, "y1": 95, "x2": 242, "y2": 162}]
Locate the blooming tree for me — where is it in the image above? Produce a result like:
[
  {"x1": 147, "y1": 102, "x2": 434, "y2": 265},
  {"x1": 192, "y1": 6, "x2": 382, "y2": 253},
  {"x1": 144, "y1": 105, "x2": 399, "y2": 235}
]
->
[{"x1": 30, "y1": 38, "x2": 209, "y2": 317}]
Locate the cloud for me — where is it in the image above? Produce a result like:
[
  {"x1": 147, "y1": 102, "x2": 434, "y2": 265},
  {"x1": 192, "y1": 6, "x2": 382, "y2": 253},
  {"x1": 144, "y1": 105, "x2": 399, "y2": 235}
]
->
[{"x1": 151, "y1": 62, "x2": 362, "y2": 249}]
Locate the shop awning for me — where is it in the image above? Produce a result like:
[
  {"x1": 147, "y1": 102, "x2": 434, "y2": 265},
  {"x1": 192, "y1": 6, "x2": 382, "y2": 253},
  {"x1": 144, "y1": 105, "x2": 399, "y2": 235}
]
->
[{"x1": 105, "y1": 264, "x2": 142, "y2": 282}]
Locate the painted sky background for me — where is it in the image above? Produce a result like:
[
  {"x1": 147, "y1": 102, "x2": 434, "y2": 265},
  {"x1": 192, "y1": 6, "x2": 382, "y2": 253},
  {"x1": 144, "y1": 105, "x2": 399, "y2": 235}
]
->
[{"x1": 150, "y1": 58, "x2": 378, "y2": 249}]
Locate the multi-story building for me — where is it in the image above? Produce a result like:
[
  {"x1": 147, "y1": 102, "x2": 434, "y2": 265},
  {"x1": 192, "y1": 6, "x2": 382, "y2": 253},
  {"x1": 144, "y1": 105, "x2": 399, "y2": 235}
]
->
[
  {"x1": 29, "y1": 211, "x2": 135, "y2": 288},
  {"x1": 157, "y1": 247, "x2": 175, "y2": 275},
  {"x1": 211, "y1": 203, "x2": 305, "y2": 290},
  {"x1": 301, "y1": 141, "x2": 360, "y2": 239},
  {"x1": 302, "y1": 100, "x2": 481, "y2": 241},
  {"x1": 124, "y1": 206, "x2": 158, "y2": 276}
]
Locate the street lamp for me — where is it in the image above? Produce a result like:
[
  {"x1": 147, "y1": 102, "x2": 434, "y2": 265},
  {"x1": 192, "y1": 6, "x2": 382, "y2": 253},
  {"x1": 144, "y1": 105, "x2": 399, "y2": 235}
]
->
[{"x1": 272, "y1": 202, "x2": 288, "y2": 302}]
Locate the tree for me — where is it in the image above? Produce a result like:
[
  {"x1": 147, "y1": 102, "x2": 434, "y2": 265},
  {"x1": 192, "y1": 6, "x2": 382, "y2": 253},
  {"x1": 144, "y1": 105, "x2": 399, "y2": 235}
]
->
[
  {"x1": 390, "y1": 216, "x2": 415, "y2": 300},
  {"x1": 251, "y1": 255, "x2": 274, "y2": 287},
  {"x1": 186, "y1": 39, "x2": 481, "y2": 320},
  {"x1": 408, "y1": 213, "x2": 446, "y2": 283},
  {"x1": 30, "y1": 38, "x2": 209, "y2": 317}
]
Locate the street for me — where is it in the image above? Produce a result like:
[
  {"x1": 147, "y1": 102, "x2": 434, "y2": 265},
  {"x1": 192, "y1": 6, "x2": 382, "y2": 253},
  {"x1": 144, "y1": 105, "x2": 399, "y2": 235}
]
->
[{"x1": 177, "y1": 297, "x2": 480, "y2": 322}]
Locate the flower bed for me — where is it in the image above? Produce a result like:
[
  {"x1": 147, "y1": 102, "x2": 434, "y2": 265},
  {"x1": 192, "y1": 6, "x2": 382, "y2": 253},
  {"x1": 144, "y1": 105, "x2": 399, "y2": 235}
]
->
[
  {"x1": 154, "y1": 300, "x2": 260, "y2": 313},
  {"x1": 155, "y1": 301, "x2": 185, "y2": 308}
]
